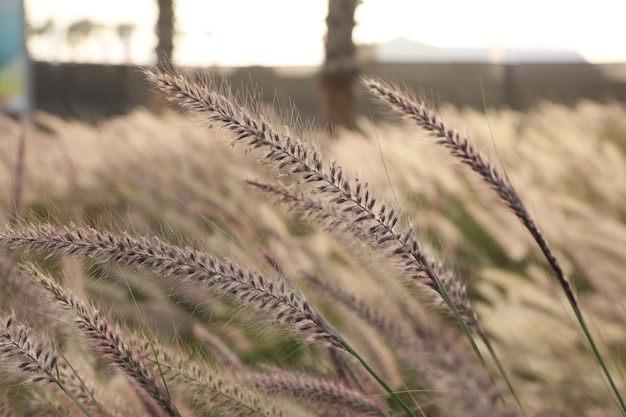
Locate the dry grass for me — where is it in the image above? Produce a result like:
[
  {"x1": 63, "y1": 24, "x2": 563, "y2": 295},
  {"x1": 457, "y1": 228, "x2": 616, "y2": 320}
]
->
[{"x1": 0, "y1": 69, "x2": 624, "y2": 417}]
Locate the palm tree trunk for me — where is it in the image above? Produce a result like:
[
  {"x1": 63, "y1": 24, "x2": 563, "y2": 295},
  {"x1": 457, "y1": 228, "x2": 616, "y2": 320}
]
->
[
  {"x1": 320, "y1": 0, "x2": 359, "y2": 134},
  {"x1": 154, "y1": 0, "x2": 174, "y2": 113},
  {"x1": 156, "y1": 0, "x2": 174, "y2": 64}
]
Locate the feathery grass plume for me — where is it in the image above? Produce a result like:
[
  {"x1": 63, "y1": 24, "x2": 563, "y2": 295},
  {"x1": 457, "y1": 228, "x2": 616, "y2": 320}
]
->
[
  {"x1": 247, "y1": 179, "x2": 479, "y2": 330},
  {"x1": 245, "y1": 178, "x2": 502, "y2": 394},
  {"x1": 0, "y1": 314, "x2": 59, "y2": 385},
  {"x1": 145, "y1": 67, "x2": 501, "y2": 415},
  {"x1": 363, "y1": 76, "x2": 626, "y2": 415},
  {"x1": 363, "y1": 77, "x2": 575, "y2": 305},
  {"x1": 24, "y1": 265, "x2": 182, "y2": 417},
  {"x1": 2, "y1": 224, "x2": 344, "y2": 349},
  {"x1": 146, "y1": 67, "x2": 479, "y2": 335},
  {"x1": 0, "y1": 309, "x2": 113, "y2": 416},
  {"x1": 1, "y1": 226, "x2": 417, "y2": 416},
  {"x1": 0, "y1": 314, "x2": 94, "y2": 417},
  {"x1": 144, "y1": 69, "x2": 481, "y2": 339},
  {"x1": 246, "y1": 368, "x2": 387, "y2": 417}
]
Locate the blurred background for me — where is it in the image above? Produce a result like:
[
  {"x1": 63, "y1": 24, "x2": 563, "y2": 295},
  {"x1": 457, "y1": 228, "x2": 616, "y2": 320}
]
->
[
  {"x1": 1, "y1": 3, "x2": 626, "y2": 415},
  {"x1": 2, "y1": 0, "x2": 626, "y2": 125}
]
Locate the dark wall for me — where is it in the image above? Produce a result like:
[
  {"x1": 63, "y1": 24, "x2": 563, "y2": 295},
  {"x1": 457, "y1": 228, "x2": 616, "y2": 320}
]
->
[
  {"x1": 32, "y1": 61, "x2": 626, "y2": 121},
  {"x1": 34, "y1": 63, "x2": 150, "y2": 119}
]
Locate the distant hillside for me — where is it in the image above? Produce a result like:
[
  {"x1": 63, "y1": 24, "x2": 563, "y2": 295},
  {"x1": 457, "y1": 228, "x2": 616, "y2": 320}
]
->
[{"x1": 371, "y1": 37, "x2": 586, "y2": 63}]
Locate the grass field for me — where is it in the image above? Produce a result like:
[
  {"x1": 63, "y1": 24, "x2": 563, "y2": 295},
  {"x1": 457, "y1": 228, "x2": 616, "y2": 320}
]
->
[{"x1": 0, "y1": 72, "x2": 624, "y2": 416}]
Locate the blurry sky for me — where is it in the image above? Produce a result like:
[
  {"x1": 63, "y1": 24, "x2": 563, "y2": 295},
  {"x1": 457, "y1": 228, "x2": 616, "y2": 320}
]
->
[{"x1": 24, "y1": 0, "x2": 626, "y2": 66}]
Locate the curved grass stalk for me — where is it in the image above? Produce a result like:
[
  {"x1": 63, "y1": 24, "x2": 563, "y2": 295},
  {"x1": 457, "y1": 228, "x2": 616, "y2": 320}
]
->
[
  {"x1": 364, "y1": 76, "x2": 625, "y2": 416},
  {"x1": 247, "y1": 180, "x2": 514, "y2": 404},
  {"x1": 0, "y1": 315, "x2": 94, "y2": 417},
  {"x1": 1, "y1": 225, "x2": 417, "y2": 417},
  {"x1": 143, "y1": 67, "x2": 504, "y2": 401}
]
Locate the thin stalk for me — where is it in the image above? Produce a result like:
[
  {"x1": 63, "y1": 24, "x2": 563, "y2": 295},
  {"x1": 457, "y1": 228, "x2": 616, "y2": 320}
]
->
[
  {"x1": 52, "y1": 379, "x2": 94, "y2": 417},
  {"x1": 422, "y1": 262, "x2": 517, "y2": 407},
  {"x1": 7, "y1": 339, "x2": 94, "y2": 417},
  {"x1": 146, "y1": 68, "x2": 513, "y2": 410},
  {"x1": 365, "y1": 77, "x2": 626, "y2": 411},
  {"x1": 126, "y1": 281, "x2": 174, "y2": 404},
  {"x1": 482, "y1": 334, "x2": 517, "y2": 407},
  {"x1": 575, "y1": 307, "x2": 626, "y2": 415},
  {"x1": 342, "y1": 340, "x2": 417, "y2": 417},
  {"x1": 145, "y1": 331, "x2": 173, "y2": 402}
]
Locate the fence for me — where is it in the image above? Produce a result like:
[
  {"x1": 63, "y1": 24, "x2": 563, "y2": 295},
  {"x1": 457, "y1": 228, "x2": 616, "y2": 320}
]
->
[{"x1": 32, "y1": 61, "x2": 626, "y2": 121}]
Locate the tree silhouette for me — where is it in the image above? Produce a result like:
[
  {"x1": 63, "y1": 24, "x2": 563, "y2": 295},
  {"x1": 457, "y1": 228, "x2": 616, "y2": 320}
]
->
[
  {"x1": 319, "y1": 0, "x2": 359, "y2": 133},
  {"x1": 66, "y1": 19, "x2": 104, "y2": 47},
  {"x1": 155, "y1": 0, "x2": 174, "y2": 64},
  {"x1": 27, "y1": 18, "x2": 55, "y2": 38},
  {"x1": 153, "y1": 0, "x2": 175, "y2": 113}
]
